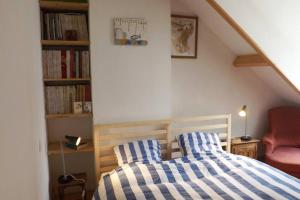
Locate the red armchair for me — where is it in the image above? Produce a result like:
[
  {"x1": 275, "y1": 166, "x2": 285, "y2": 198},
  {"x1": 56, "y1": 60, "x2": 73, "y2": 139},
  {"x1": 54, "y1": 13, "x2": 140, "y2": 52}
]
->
[{"x1": 263, "y1": 107, "x2": 300, "y2": 178}]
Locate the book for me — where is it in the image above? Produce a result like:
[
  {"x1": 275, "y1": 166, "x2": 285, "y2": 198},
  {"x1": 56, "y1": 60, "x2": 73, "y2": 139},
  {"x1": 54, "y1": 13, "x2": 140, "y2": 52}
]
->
[{"x1": 61, "y1": 50, "x2": 67, "y2": 78}]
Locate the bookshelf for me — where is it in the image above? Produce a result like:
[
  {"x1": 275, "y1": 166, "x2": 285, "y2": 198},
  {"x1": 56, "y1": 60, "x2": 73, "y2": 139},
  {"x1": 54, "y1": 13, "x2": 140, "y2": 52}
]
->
[
  {"x1": 39, "y1": 0, "x2": 94, "y2": 198},
  {"x1": 46, "y1": 113, "x2": 93, "y2": 119}
]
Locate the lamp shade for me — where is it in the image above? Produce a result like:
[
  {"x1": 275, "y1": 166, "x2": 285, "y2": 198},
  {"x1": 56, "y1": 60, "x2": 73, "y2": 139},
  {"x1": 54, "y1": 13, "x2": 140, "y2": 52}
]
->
[{"x1": 239, "y1": 105, "x2": 247, "y2": 117}]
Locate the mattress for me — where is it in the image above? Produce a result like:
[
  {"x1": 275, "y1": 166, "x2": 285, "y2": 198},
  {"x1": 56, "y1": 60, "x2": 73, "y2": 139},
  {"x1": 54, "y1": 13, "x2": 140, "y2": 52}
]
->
[{"x1": 93, "y1": 152, "x2": 300, "y2": 200}]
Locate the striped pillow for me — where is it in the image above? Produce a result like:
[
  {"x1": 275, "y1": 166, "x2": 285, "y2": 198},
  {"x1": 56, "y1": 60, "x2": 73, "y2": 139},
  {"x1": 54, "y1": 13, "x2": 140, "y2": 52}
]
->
[
  {"x1": 177, "y1": 132, "x2": 223, "y2": 156},
  {"x1": 114, "y1": 139, "x2": 162, "y2": 166}
]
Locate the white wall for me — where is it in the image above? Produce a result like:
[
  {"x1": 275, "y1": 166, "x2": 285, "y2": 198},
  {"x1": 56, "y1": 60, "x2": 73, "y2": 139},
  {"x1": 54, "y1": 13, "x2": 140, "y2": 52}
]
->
[
  {"x1": 90, "y1": 0, "x2": 172, "y2": 124},
  {"x1": 0, "y1": 0, "x2": 48, "y2": 200},
  {"x1": 0, "y1": 0, "x2": 295, "y2": 198},
  {"x1": 216, "y1": 0, "x2": 300, "y2": 93},
  {"x1": 90, "y1": 0, "x2": 288, "y2": 140},
  {"x1": 171, "y1": 0, "x2": 286, "y2": 139}
]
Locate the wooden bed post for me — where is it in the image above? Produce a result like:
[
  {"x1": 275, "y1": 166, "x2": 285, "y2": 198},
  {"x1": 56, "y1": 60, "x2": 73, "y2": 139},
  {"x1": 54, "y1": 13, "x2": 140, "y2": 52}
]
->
[{"x1": 227, "y1": 114, "x2": 232, "y2": 153}]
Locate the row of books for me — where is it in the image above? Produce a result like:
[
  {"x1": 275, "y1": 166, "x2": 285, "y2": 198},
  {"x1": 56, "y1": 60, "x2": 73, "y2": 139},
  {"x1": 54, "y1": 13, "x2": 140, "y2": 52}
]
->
[
  {"x1": 41, "y1": 12, "x2": 89, "y2": 40},
  {"x1": 42, "y1": 50, "x2": 90, "y2": 79},
  {"x1": 45, "y1": 85, "x2": 91, "y2": 114}
]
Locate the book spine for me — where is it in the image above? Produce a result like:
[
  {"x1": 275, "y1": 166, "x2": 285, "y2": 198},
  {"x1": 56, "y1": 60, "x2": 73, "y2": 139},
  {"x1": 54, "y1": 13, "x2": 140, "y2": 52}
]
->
[
  {"x1": 86, "y1": 51, "x2": 90, "y2": 78},
  {"x1": 61, "y1": 50, "x2": 67, "y2": 78},
  {"x1": 42, "y1": 50, "x2": 47, "y2": 78},
  {"x1": 85, "y1": 85, "x2": 91, "y2": 101},
  {"x1": 49, "y1": 51, "x2": 53, "y2": 78},
  {"x1": 46, "y1": 13, "x2": 50, "y2": 40},
  {"x1": 75, "y1": 51, "x2": 79, "y2": 78},
  {"x1": 53, "y1": 51, "x2": 57, "y2": 78},
  {"x1": 57, "y1": 50, "x2": 62, "y2": 78},
  {"x1": 79, "y1": 51, "x2": 82, "y2": 78},
  {"x1": 40, "y1": 11, "x2": 44, "y2": 40},
  {"x1": 70, "y1": 49, "x2": 74, "y2": 78},
  {"x1": 66, "y1": 50, "x2": 70, "y2": 78}
]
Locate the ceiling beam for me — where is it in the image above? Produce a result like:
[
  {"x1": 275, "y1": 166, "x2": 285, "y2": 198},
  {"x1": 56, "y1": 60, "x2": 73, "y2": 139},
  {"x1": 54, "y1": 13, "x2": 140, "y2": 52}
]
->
[
  {"x1": 234, "y1": 54, "x2": 271, "y2": 67},
  {"x1": 206, "y1": 0, "x2": 300, "y2": 94}
]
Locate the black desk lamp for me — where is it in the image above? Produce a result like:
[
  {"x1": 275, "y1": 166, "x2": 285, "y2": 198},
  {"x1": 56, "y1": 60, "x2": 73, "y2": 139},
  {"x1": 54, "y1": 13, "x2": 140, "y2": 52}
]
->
[
  {"x1": 58, "y1": 135, "x2": 81, "y2": 184},
  {"x1": 239, "y1": 105, "x2": 252, "y2": 141}
]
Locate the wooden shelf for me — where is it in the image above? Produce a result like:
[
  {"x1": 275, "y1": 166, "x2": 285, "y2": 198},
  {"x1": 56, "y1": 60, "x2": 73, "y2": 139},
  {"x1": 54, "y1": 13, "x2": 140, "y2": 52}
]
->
[
  {"x1": 44, "y1": 78, "x2": 91, "y2": 85},
  {"x1": 44, "y1": 78, "x2": 91, "y2": 81},
  {"x1": 46, "y1": 113, "x2": 92, "y2": 119},
  {"x1": 48, "y1": 140, "x2": 94, "y2": 155},
  {"x1": 41, "y1": 40, "x2": 89, "y2": 46},
  {"x1": 40, "y1": 1, "x2": 88, "y2": 11}
]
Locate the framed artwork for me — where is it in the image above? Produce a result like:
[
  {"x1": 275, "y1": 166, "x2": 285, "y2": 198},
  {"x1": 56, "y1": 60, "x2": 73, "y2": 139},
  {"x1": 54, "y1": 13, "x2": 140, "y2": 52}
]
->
[
  {"x1": 83, "y1": 102, "x2": 92, "y2": 113},
  {"x1": 114, "y1": 18, "x2": 148, "y2": 46},
  {"x1": 73, "y1": 102, "x2": 83, "y2": 114},
  {"x1": 171, "y1": 15, "x2": 198, "y2": 58}
]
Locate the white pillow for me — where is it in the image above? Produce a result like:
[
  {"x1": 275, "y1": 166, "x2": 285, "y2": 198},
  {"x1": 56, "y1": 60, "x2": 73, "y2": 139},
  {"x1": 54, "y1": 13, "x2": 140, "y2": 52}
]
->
[
  {"x1": 113, "y1": 139, "x2": 162, "y2": 166},
  {"x1": 177, "y1": 132, "x2": 223, "y2": 156}
]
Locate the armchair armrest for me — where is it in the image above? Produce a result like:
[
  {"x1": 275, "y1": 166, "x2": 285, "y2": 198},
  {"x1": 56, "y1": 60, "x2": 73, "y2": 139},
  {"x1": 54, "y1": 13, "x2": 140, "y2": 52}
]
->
[{"x1": 263, "y1": 133, "x2": 277, "y2": 154}]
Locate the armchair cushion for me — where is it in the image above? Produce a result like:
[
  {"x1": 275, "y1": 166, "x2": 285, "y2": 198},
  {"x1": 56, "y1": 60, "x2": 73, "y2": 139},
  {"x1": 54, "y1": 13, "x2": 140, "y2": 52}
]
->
[
  {"x1": 268, "y1": 147, "x2": 300, "y2": 166},
  {"x1": 265, "y1": 146, "x2": 300, "y2": 178}
]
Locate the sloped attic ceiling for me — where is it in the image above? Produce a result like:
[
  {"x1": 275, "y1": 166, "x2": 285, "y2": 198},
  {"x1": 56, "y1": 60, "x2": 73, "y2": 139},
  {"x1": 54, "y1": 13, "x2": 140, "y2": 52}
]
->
[
  {"x1": 215, "y1": 0, "x2": 300, "y2": 90},
  {"x1": 175, "y1": 0, "x2": 300, "y2": 104}
]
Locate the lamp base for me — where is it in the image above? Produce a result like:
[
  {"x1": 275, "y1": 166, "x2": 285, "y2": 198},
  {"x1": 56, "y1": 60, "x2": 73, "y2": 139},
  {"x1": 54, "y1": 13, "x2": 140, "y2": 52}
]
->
[
  {"x1": 58, "y1": 175, "x2": 73, "y2": 184},
  {"x1": 241, "y1": 136, "x2": 252, "y2": 141}
]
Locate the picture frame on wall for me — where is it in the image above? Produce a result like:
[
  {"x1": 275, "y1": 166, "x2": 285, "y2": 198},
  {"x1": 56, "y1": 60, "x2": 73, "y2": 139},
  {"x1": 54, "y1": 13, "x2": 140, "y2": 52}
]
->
[
  {"x1": 171, "y1": 15, "x2": 198, "y2": 59},
  {"x1": 114, "y1": 18, "x2": 148, "y2": 46},
  {"x1": 83, "y1": 102, "x2": 92, "y2": 113},
  {"x1": 73, "y1": 102, "x2": 83, "y2": 114}
]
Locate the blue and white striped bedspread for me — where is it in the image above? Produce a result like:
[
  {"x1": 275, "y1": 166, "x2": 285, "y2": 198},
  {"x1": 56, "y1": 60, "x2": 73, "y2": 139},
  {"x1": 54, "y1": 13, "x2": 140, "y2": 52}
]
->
[{"x1": 93, "y1": 152, "x2": 300, "y2": 200}]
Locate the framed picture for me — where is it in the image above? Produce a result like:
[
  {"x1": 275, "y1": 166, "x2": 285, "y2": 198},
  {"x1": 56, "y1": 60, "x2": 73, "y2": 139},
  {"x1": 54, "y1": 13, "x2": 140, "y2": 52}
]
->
[
  {"x1": 114, "y1": 18, "x2": 148, "y2": 46},
  {"x1": 73, "y1": 102, "x2": 83, "y2": 114},
  {"x1": 171, "y1": 15, "x2": 198, "y2": 58},
  {"x1": 83, "y1": 102, "x2": 92, "y2": 113}
]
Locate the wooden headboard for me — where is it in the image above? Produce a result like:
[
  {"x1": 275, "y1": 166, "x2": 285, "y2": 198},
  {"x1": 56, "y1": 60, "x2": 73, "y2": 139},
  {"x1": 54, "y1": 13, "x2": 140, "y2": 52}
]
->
[
  {"x1": 93, "y1": 119, "x2": 170, "y2": 181},
  {"x1": 93, "y1": 114, "x2": 231, "y2": 181},
  {"x1": 169, "y1": 114, "x2": 231, "y2": 159}
]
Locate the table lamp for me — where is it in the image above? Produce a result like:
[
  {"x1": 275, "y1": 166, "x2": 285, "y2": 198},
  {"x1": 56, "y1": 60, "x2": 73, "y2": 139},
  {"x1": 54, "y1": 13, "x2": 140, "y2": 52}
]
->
[
  {"x1": 58, "y1": 135, "x2": 81, "y2": 184},
  {"x1": 58, "y1": 140, "x2": 73, "y2": 184},
  {"x1": 239, "y1": 105, "x2": 252, "y2": 141}
]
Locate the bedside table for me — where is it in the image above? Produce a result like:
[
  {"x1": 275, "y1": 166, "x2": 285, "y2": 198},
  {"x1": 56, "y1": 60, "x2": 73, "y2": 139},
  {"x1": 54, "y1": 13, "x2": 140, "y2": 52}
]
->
[{"x1": 231, "y1": 138, "x2": 260, "y2": 159}]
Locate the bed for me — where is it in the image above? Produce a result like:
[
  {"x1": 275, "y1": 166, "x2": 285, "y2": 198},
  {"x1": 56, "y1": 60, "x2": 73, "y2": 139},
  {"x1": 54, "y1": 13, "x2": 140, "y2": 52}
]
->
[{"x1": 93, "y1": 115, "x2": 300, "y2": 200}]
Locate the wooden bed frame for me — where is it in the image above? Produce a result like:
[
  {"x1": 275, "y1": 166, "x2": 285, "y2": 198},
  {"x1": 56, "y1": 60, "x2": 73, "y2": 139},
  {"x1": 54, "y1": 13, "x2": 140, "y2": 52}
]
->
[{"x1": 93, "y1": 114, "x2": 231, "y2": 181}]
